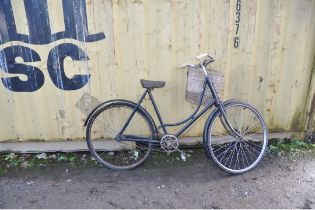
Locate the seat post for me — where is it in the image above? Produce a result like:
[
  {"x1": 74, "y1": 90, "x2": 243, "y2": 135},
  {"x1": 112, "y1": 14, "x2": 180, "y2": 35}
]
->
[{"x1": 147, "y1": 89, "x2": 168, "y2": 134}]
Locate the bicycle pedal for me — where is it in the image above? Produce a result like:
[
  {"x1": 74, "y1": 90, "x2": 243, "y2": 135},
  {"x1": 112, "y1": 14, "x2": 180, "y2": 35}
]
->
[{"x1": 180, "y1": 151, "x2": 187, "y2": 161}]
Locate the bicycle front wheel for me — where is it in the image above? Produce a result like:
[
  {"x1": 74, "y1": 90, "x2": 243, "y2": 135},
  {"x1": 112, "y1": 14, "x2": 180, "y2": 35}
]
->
[
  {"x1": 205, "y1": 102, "x2": 268, "y2": 174},
  {"x1": 86, "y1": 101, "x2": 155, "y2": 170}
]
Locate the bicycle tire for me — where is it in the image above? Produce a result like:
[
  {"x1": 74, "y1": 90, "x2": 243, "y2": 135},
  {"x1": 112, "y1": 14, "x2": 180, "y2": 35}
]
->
[
  {"x1": 86, "y1": 101, "x2": 156, "y2": 170},
  {"x1": 204, "y1": 102, "x2": 268, "y2": 174}
]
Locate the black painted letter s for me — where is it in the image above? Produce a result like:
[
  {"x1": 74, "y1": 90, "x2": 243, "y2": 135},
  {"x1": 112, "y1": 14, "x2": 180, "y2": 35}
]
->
[{"x1": 0, "y1": 46, "x2": 44, "y2": 92}]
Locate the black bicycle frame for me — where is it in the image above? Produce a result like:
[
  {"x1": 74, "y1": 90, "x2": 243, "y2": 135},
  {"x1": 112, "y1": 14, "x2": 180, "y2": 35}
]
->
[{"x1": 116, "y1": 74, "x2": 225, "y2": 143}]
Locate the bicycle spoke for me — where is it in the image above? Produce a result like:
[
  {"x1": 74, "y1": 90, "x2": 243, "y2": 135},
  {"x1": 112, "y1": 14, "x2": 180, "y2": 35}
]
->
[
  {"x1": 227, "y1": 142, "x2": 238, "y2": 168},
  {"x1": 213, "y1": 129, "x2": 229, "y2": 136},
  {"x1": 235, "y1": 143, "x2": 241, "y2": 170},
  {"x1": 241, "y1": 113, "x2": 256, "y2": 135},
  {"x1": 212, "y1": 135, "x2": 237, "y2": 143},
  {"x1": 215, "y1": 142, "x2": 233, "y2": 157},
  {"x1": 223, "y1": 143, "x2": 235, "y2": 166},
  {"x1": 243, "y1": 131, "x2": 262, "y2": 141},
  {"x1": 242, "y1": 140, "x2": 262, "y2": 154},
  {"x1": 212, "y1": 143, "x2": 231, "y2": 153},
  {"x1": 245, "y1": 140, "x2": 263, "y2": 153},
  {"x1": 232, "y1": 110, "x2": 240, "y2": 132},
  {"x1": 243, "y1": 118, "x2": 259, "y2": 135},
  {"x1": 93, "y1": 117, "x2": 118, "y2": 138},
  {"x1": 240, "y1": 143, "x2": 250, "y2": 167},
  {"x1": 241, "y1": 141, "x2": 259, "y2": 160},
  {"x1": 239, "y1": 108, "x2": 244, "y2": 133},
  {"x1": 218, "y1": 142, "x2": 237, "y2": 163},
  {"x1": 246, "y1": 138, "x2": 263, "y2": 147},
  {"x1": 242, "y1": 144, "x2": 260, "y2": 161},
  {"x1": 240, "y1": 144, "x2": 255, "y2": 163}
]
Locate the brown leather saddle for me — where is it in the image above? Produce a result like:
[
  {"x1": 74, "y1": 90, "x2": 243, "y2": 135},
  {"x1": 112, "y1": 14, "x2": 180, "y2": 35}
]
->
[{"x1": 140, "y1": 79, "x2": 165, "y2": 89}]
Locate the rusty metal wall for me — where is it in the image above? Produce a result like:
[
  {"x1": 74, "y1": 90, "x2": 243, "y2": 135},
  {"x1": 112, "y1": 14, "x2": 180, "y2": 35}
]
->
[{"x1": 0, "y1": 0, "x2": 314, "y2": 142}]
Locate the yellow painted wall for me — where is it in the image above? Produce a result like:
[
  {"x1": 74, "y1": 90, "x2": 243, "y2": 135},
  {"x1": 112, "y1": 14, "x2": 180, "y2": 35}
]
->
[{"x1": 0, "y1": 0, "x2": 314, "y2": 142}]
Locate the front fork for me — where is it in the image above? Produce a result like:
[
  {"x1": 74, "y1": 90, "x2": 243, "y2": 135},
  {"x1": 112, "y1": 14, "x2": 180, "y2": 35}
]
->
[
  {"x1": 218, "y1": 102, "x2": 243, "y2": 139},
  {"x1": 202, "y1": 66, "x2": 243, "y2": 140}
]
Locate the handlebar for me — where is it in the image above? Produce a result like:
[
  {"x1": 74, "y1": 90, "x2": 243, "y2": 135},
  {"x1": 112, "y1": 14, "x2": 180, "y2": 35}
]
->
[
  {"x1": 178, "y1": 53, "x2": 215, "y2": 69},
  {"x1": 177, "y1": 63, "x2": 197, "y2": 68},
  {"x1": 195, "y1": 53, "x2": 215, "y2": 60}
]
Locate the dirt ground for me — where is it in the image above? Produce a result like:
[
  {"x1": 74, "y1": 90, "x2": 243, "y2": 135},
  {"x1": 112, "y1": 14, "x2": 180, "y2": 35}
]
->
[{"x1": 0, "y1": 149, "x2": 314, "y2": 209}]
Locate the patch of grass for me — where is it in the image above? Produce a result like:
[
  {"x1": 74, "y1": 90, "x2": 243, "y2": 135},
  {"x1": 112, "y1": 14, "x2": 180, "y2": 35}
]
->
[
  {"x1": 0, "y1": 149, "x2": 199, "y2": 175},
  {"x1": 0, "y1": 168, "x2": 5, "y2": 176},
  {"x1": 0, "y1": 152, "x2": 99, "y2": 174},
  {"x1": 151, "y1": 149, "x2": 196, "y2": 164},
  {"x1": 268, "y1": 138, "x2": 315, "y2": 156}
]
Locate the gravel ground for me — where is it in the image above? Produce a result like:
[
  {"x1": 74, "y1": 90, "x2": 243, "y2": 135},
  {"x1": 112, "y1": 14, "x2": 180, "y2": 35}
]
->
[{"x1": 0, "y1": 149, "x2": 314, "y2": 209}]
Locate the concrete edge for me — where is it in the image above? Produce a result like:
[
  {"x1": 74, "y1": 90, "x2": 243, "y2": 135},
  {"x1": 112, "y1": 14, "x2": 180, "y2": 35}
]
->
[{"x1": 0, "y1": 132, "x2": 294, "y2": 153}]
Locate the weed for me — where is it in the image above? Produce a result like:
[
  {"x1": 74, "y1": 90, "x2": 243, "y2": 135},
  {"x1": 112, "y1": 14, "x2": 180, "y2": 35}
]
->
[
  {"x1": 268, "y1": 138, "x2": 315, "y2": 156},
  {"x1": 0, "y1": 152, "x2": 99, "y2": 175},
  {"x1": 0, "y1": 168, "x2": 4, "y2": 176}
]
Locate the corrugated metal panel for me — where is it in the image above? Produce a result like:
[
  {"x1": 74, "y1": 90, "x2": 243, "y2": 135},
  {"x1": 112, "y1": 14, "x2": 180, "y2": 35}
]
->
[{"x1": 0, "y1": 0, "x2": 314, "y2": 142}]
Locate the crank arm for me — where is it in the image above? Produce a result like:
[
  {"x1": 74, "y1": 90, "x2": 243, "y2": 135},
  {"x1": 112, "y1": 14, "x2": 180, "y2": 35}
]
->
[{"x1": 175, "y1": 147, "x2": 187, "y2": 161}]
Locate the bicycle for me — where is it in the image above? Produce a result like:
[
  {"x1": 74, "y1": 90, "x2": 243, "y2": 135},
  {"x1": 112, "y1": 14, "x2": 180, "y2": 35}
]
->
[{"x1": 84, "y1": 53, "x2": 268, "y2": 174}]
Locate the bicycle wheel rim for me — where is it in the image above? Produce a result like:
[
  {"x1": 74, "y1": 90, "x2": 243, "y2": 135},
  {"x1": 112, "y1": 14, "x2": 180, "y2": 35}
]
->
[{"x1": 207, "y1": 103, "x2": 268, "y2": 174}]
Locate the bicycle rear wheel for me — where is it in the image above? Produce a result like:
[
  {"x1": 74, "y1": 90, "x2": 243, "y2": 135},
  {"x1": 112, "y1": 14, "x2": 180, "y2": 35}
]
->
[
  {"x1": 205, "y1": 102, "x2": 268, "y2": 174},
  {"x1": 86, "y1": 101, "x2": 155, "y2": 170}
]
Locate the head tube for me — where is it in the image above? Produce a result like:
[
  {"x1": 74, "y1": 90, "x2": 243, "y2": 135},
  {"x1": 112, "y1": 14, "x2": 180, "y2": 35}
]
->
[{"x1": 200, "y1": 62, "x2": 209, "y2": 77}]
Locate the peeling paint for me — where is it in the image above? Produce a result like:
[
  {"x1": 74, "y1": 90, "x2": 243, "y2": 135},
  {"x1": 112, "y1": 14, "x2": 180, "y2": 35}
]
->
[{"x1": 75, "y1": 93, "x2": 102, "y2": 117}]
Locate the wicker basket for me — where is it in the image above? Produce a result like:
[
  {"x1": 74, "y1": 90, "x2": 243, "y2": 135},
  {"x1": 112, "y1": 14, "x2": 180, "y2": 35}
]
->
[{"x1": 185, "y1": 67, "x2": 224, "y2": 105}]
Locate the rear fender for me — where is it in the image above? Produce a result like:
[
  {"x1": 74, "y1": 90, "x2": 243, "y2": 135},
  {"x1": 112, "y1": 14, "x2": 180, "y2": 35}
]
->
[
  {"x1": 84, "y1": 99, "x2": 158, "y2": 134},
  {"x1": 84, "y1": 99, "x2": 122, "y2": 126}
]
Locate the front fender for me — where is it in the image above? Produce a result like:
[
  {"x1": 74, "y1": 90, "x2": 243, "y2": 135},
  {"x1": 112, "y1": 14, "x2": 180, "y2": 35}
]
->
[{"x1": 202, "y1": 99, "x2": 239, "y2": 145}]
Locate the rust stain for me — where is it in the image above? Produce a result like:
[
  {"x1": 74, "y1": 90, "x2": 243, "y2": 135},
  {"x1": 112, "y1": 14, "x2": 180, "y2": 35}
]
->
[{"x1": 257, "y1": 76, "x2": 263, "y2": 91}]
